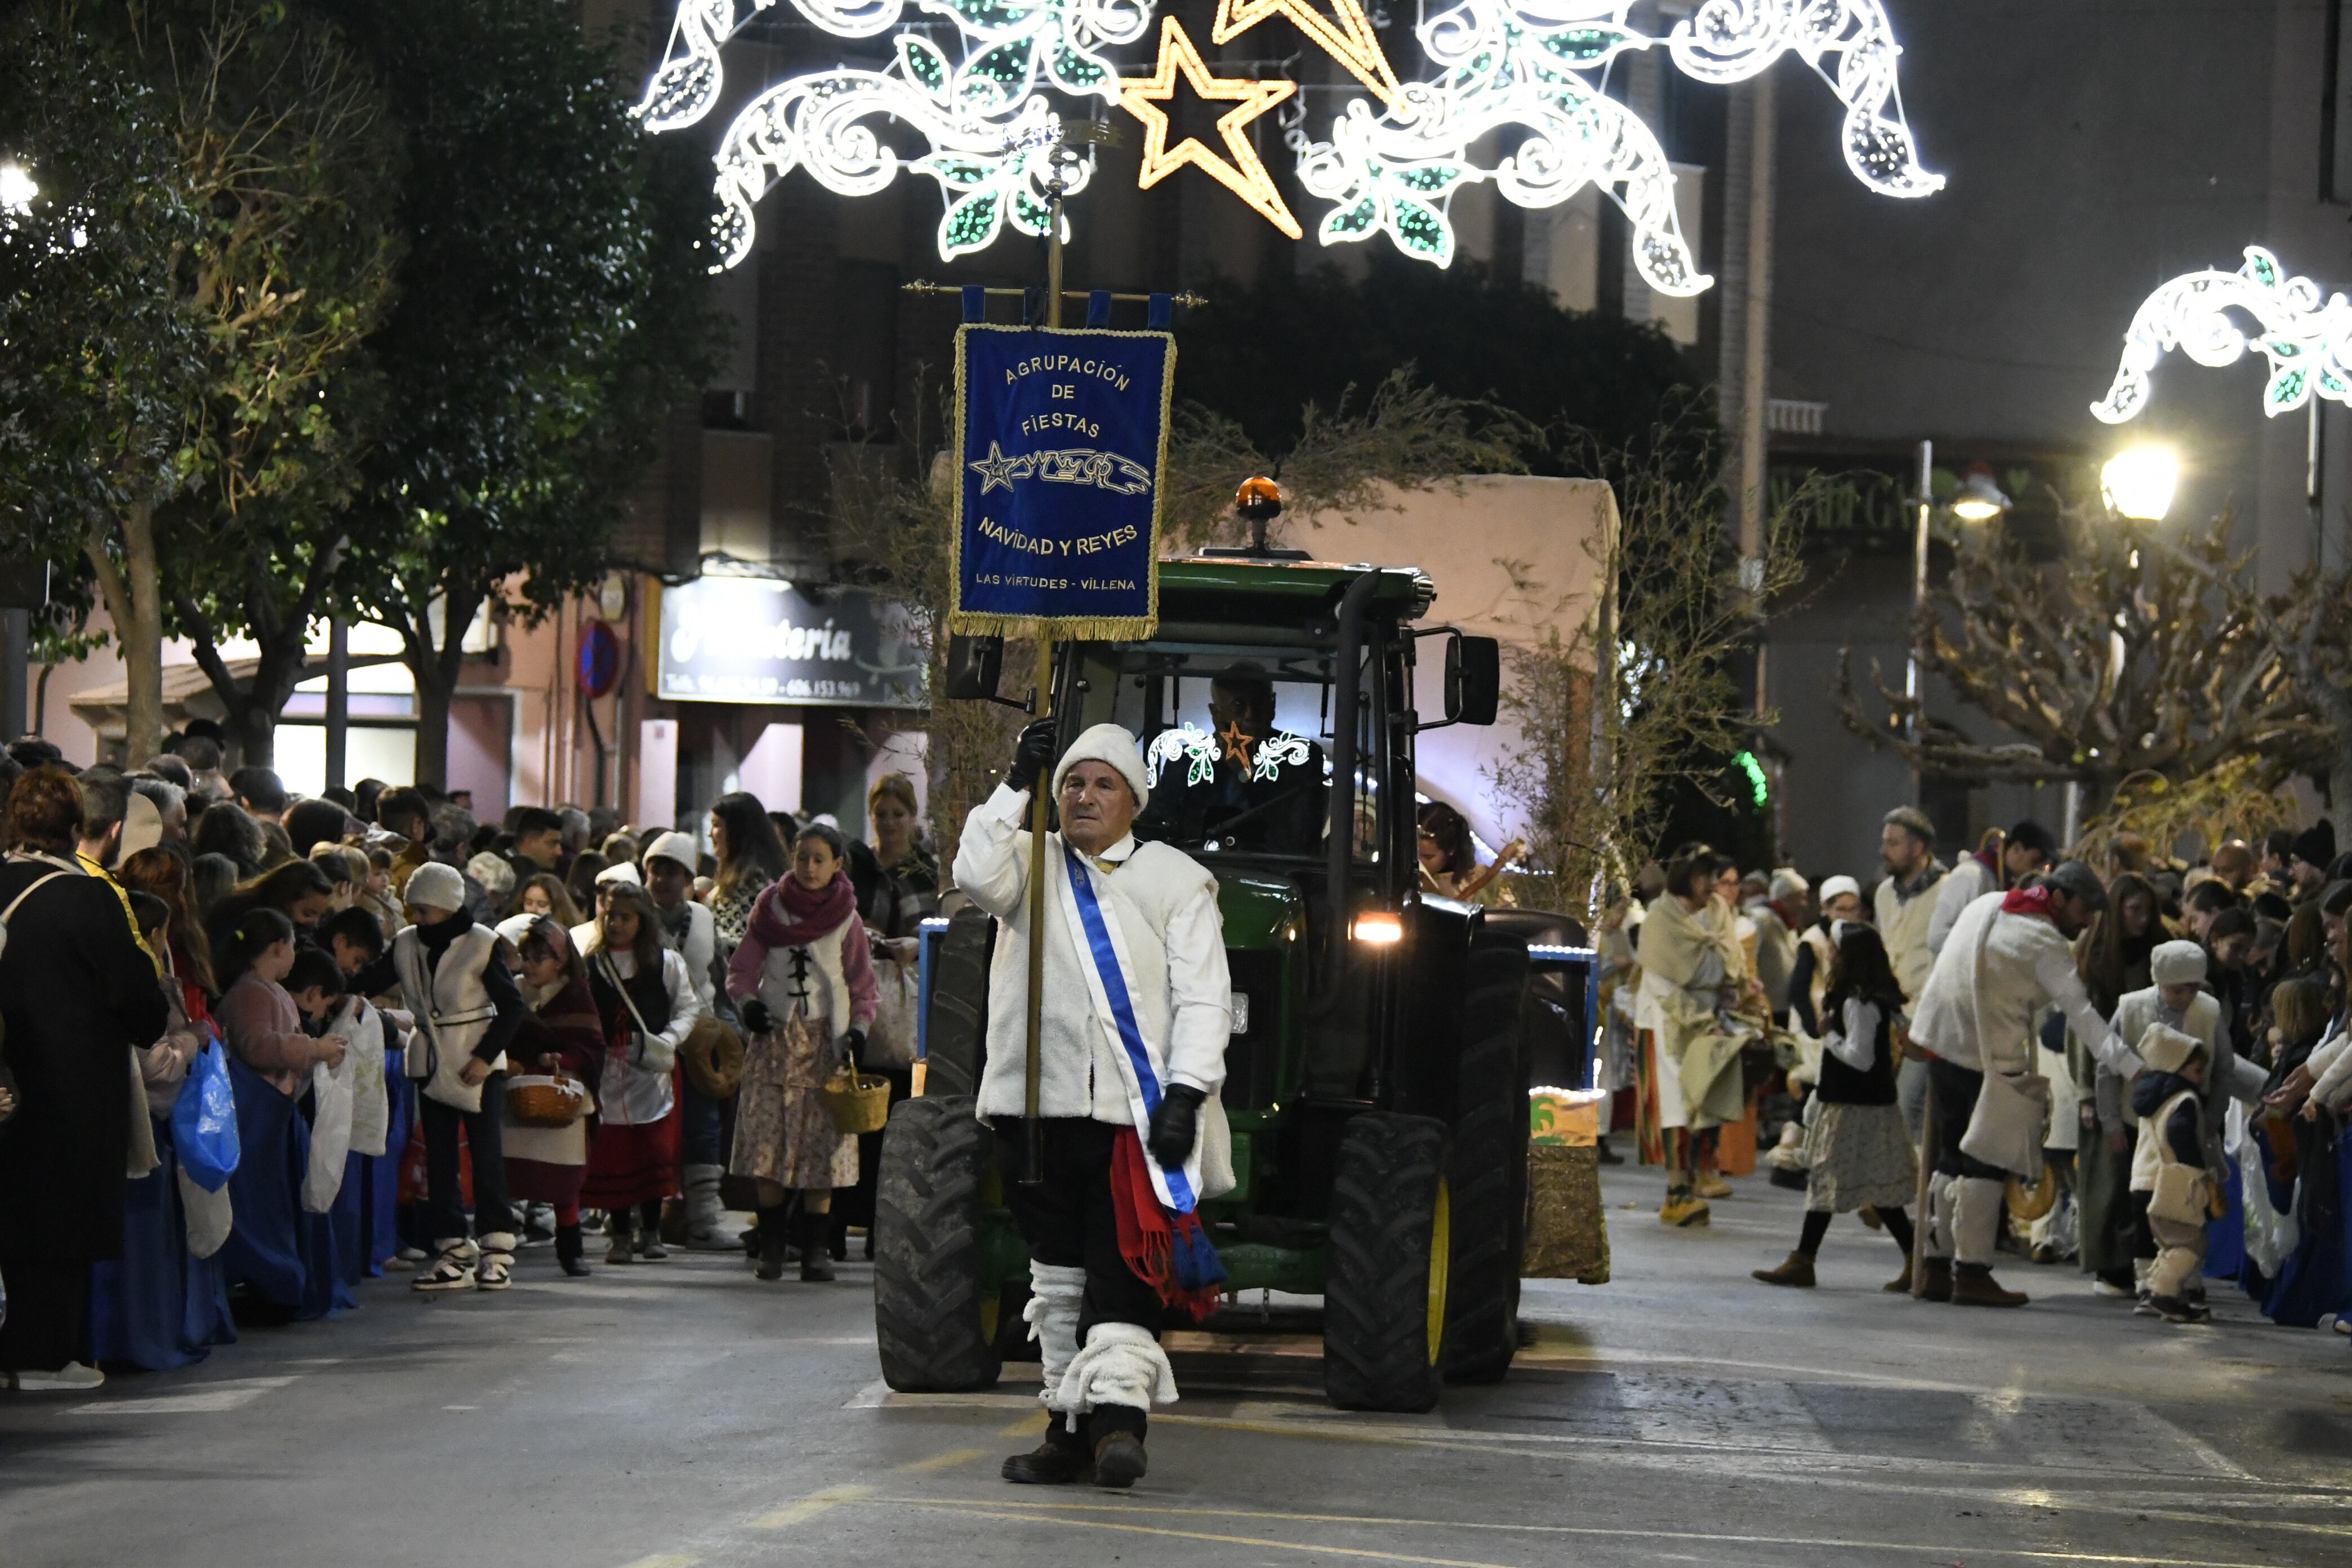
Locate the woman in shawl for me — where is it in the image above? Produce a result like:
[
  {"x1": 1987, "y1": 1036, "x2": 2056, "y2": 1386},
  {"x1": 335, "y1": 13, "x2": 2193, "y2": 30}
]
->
[
  {"x1": 580, "y1": 883, "x2": 705, "y2": 1264},
  {"x1": 2071, "y1": 870, "x2": 2163, "y2": 1290},
  {"x1": 1636, "y1": 846, "x2": 1748, "y2": 1227},
  {"x1": 727, "y1": 823, "x2": 878, "y2": 1282},
  {"x1": 504, "y1": 917, "x2": 605, "y2": 1277}
]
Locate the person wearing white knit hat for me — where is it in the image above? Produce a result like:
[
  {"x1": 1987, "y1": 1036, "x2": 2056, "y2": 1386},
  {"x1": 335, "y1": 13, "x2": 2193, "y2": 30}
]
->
[
  {"x1": 1785, "y1": 875, "x2": 1864, "y2": 1037},
  {"x1": 389, "y1": 856, "x2": 527, "y2": 1291},
  {"x1": 640, "y1": 830, "x2": 729, "y2": 1251},
  {"x1": 954, "y1": 718, "x2": 1233, "y2": 1492}
]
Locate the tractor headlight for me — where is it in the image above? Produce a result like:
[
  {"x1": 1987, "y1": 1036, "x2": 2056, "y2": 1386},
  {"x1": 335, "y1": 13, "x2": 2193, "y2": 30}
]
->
[{"x1": 1351, "y1": 912, "x2": 1404, "y2": 945}]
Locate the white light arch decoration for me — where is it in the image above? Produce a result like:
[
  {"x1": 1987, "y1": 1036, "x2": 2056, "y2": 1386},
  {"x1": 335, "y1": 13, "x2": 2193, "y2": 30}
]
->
[
  {"x1": 2092, "y1": 246, "x2": 2352, "y2": 424},
  {"x1": 641, "y1": 0, "x2": 1943, "y2": 278}
]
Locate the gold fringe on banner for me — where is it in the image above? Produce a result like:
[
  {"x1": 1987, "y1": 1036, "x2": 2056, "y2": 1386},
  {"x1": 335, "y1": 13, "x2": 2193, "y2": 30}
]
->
[{"x1": 946, "y1": 322, "x2": 1175, "y2": 644}]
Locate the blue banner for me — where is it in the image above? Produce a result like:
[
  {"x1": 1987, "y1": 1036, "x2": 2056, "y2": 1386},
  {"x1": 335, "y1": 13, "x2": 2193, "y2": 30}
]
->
[{"x1": 950, "y1": 324, "x2": 1174, "y2": 639}]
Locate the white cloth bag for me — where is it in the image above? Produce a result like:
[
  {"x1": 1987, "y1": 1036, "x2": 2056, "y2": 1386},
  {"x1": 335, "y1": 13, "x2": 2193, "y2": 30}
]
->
[{"x1": 303, "y1": 1053, "x2": 357, "y2": 1214}]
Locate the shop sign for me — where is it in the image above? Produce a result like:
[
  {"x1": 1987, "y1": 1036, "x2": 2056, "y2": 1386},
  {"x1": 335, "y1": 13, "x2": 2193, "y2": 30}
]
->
[{"x1": 658, "y1": 577, "x2": 925, "y2": 708}]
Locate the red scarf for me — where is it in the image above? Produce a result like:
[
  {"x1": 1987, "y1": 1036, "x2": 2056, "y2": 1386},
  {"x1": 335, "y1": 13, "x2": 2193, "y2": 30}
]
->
[
  {"x1": 748, "y1": 872, "x2": 856, "y2": 948},
  {"x1": 1108, "y1": 1129, "x2": 1226, "y2": 1323},
  {"x1": 2002, "y1": 883, "x2": 2056, "y2": 919}
]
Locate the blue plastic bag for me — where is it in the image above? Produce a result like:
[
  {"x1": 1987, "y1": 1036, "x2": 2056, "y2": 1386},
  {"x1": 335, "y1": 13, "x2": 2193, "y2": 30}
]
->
[{"x1": 173, "y1": 1034, "x2": 240, "y2": 1192}]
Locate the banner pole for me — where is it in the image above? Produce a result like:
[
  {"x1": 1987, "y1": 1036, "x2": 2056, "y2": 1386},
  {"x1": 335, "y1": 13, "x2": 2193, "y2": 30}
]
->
[{"x1": 1019, "y1": 217, "x2": 1067, "y2": 1187}]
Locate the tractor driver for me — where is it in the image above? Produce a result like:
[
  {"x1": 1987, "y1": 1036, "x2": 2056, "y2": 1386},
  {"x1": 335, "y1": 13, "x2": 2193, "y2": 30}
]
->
[
  {"x1": 955, "y1": 718, "x2": 1236, "y2": 1490},
  {"x1": 1138, "y1": 666, "x2": 1326, "y2": 856}
]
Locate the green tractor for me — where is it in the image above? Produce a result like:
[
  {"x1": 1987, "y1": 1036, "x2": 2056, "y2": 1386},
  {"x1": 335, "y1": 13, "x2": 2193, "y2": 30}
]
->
[{"x1": 873, "y1": 553, "x2": 1589, "y2": 1411}]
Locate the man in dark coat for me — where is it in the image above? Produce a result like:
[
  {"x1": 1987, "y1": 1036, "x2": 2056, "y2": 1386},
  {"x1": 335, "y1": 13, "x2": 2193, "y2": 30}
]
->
[{"x1": 0, "y1": 766, "x2": 170, "y2": 1390}]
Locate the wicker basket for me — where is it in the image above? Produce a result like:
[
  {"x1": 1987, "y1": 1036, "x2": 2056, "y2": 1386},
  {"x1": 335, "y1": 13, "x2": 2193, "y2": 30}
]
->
[
  {"x1": 506, "y1": 1072, "x2": 588, "y2": 1129},
  {"x1": 818, "y1": 1067, "x2": 892, "y2": 1135}
]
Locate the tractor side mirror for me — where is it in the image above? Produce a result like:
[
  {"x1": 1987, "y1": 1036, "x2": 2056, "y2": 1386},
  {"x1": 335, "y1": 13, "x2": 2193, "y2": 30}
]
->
[
  {"x1": 1448, "y1": 636, "x2": 1501, "y2": 727},
  {"x1": 945, "y1": 634, "x2": 1004, "y2": 701}
]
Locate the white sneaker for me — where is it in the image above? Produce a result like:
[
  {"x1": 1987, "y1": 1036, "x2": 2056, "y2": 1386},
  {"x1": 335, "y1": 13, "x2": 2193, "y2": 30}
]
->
[
  {"x1": 2091, "y1": 1277, "x2": 2134, "y2": 1298},
  {"x1": 412, "y1": 1241, "x2": 479, "y2": 1292},
  {"x1": 6, "y1": 1362, "x2": 106, "y2": 1392}
]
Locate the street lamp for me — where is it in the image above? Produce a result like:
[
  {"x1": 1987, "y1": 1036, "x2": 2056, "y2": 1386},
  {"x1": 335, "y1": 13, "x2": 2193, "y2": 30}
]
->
[
  {"x1": 1950, "y1": 466, "x2": 2012, "y2": 522},
  {"x1": 0, "y1": 158, "x2": 35, "y2": 220},
  {"x1": 1905, "y1": 448, "x2": 2012, "y2": 803},
  {"x1": 2101, "y1": 445, "x2": 2179, "y2": 523}
]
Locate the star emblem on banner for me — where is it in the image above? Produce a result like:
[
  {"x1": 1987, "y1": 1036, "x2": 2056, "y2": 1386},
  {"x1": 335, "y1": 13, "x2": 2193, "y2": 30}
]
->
[
  {"x1": 1211, "y1": 0, "x2": 1398, "y2": 103},
  {"x1": 968, "y1": 440, "x2": 1024, "y2": 494},
  {"x1": 1119, "y1": 18, "x2": 1302, "y2": 240}
]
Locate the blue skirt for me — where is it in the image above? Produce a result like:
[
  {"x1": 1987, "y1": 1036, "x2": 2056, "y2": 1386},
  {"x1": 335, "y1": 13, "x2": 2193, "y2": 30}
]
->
[
  {"x1": 332, "y1": 1053, "x2": 413, "y2": 1284},
  {"x1": 88, "y1": 1118, "x2": 237, "y2": 1370},
  {"x1": 214, "y1": 1057, "x2": 356, "y2": 1320},
  {"x1": 2260, "y1": 1116, "x2": 2352, "y2": 1328}
]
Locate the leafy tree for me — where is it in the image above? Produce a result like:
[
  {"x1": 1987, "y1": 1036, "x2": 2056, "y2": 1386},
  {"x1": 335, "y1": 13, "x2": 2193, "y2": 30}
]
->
[
  {"x1": 1174, "y1": 255, "x2": 1713, "y2": 476},
  {"x1": 1, "y1": 4, "x2": 207, "y2": 761},
  {"x1": 334, "y1": 0, "x2": 721, "y2": 784},
  {"x1": 153, "y1": 0, "x2": 403, "y2": 767}
]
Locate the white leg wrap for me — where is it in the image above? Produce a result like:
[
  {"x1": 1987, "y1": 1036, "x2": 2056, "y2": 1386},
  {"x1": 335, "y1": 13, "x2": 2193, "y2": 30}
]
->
[
  {"x1": 1023, "y1": 1263, "x2": 1087, "y2": 1414},
  {"x1": 1953, "y1": 1175, "x2": 2005, "y2": 1267},
  {"x1": 1053, "y1": 1321, "x2": 1178, "y2": 1417},
  {"x1": 1923, "y1": 1172, "x2": 1955, "y2": 1259},
  {"x1": 476, "y1": 1231, "x2": 517, "y2": 1255}
]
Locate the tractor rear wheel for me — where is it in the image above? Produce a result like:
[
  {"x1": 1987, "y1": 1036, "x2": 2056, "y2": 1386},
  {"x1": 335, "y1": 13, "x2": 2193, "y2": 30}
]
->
[
  {"x1": 874, "y1": 1095, "x2": 1003, "y2": 1392},
  {"x1": 1443, "y1": 931, "x2": 1533, "y2": 1383},
  {"x1": 1322, "y1": 1112, "x2": 1449, "y2": 1413}
]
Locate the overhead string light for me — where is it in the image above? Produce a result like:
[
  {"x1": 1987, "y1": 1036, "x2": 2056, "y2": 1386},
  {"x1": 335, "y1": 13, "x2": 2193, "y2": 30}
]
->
[
  {"x1": 2092, "y1": 246, "x2": 2352, "y2": 424},
  {"x1": 650, "y1": 0, "x2": 1943, "y2": 274}
]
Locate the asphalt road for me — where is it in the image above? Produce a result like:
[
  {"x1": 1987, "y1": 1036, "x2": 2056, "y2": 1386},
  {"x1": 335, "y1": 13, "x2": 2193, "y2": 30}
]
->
[{"x1": 6, "y1": 1156, "x2": 2351, "y2": 1568}]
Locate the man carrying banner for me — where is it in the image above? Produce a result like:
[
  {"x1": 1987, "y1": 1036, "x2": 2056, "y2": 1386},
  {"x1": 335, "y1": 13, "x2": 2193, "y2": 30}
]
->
[{"x1": 954, "y1": 716, "x2": 1234, "y2": 1490}]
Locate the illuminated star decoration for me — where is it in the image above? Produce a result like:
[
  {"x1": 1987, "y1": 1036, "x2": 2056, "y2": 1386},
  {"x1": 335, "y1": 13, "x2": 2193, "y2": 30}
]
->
[
  {"x1": 1211, "y1": 0, "x2": 1398, "y2": 103},
  {"x1": 968, "y1": 439, "x2": 1026, "y2": 493},
  {"x1": 1119, "y1": 19, "x2": 1301, "y2": 240},
  {"x1": 1217, "y1": 718, "x2": 1256, "y2": 765},
  {"x1": 2091, "y1": 246, "x2": 2352, "y2": 424},
  {"x1": 642, "y1": 0, "x2": 1943, "y2": 279}
]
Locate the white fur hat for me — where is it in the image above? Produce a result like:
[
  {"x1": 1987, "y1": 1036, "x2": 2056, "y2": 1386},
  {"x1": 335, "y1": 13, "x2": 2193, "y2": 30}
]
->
[
  {"x1": 1769, "y1": 867, "x2": 1808, "y2": 902},
  {"x1": 1053, "y1": 723, "x2": 1150, "y2": 809},
  {"x1": 1816, "y1": 874, "x2": 1862, "y2": 905},
  {"x1": 595, "y1": 860, "x2": 643, "y2": 888},
  {"x1": 406, "y1": 859, "x2": 466, "y2": 914},
  {"x1": 2150, "y1": 939, "x2": 2208, "y2": 987},
  {"x1": 643, "y1": 830, "x2": 698, "y2": 872}
]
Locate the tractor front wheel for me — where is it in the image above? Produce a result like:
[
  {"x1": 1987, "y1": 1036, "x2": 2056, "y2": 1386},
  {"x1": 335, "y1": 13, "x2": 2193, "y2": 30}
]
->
[
  {"x1": 1443, "y1": 930, "x2": 1533, "y2": 1383},
  {"x1": 874, "y1": 1095, "x2": 1003, "y2": 1392},
  {"x1": 1322, "y1": 1112, "x2": 1449, "y2": 1413}
]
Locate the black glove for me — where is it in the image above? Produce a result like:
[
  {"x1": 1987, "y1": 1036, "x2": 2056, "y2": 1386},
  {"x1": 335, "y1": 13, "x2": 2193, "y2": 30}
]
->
[
  {"x1": 741, "y1": 997, "x2": 773, "y2": 1035},
  {"x1": 1148, "y1": 1083, "x2": 1205, "y2": 1169},
  {"x1": 840, "y1": 1026, "x2": 867, "y2": 1072},
  {"x1": 1006, "y1": 717, "x2": 1058, "y2": 789}
]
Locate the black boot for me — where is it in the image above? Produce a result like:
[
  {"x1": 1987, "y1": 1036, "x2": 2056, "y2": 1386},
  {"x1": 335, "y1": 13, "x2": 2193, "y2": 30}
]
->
[
  {"x1": 798, "y1": 1211, "x2": 836, "y2": 1282},
  {"x1": 555, "y1": 1224, "x2": 591, "y2": 1278},
  {"x1": 1003, "y1": 1414, "x2": 1091, "y2": 1485},
  {"x1": 1090, "y1": 1404, "x2": 1148, "y2": 1489},
  {"x1": 755, "y1": 1205, "x2": 790, "y2": 1282},
  {"x1": 604, "y1": 1209, "x2": 635, "y2": 1264}
]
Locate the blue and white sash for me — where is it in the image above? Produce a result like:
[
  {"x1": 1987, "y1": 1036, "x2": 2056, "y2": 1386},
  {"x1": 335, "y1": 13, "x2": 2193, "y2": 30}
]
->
[{"x1": 1054, "y1": 838, "x2": 1201, "y2": 1214}]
